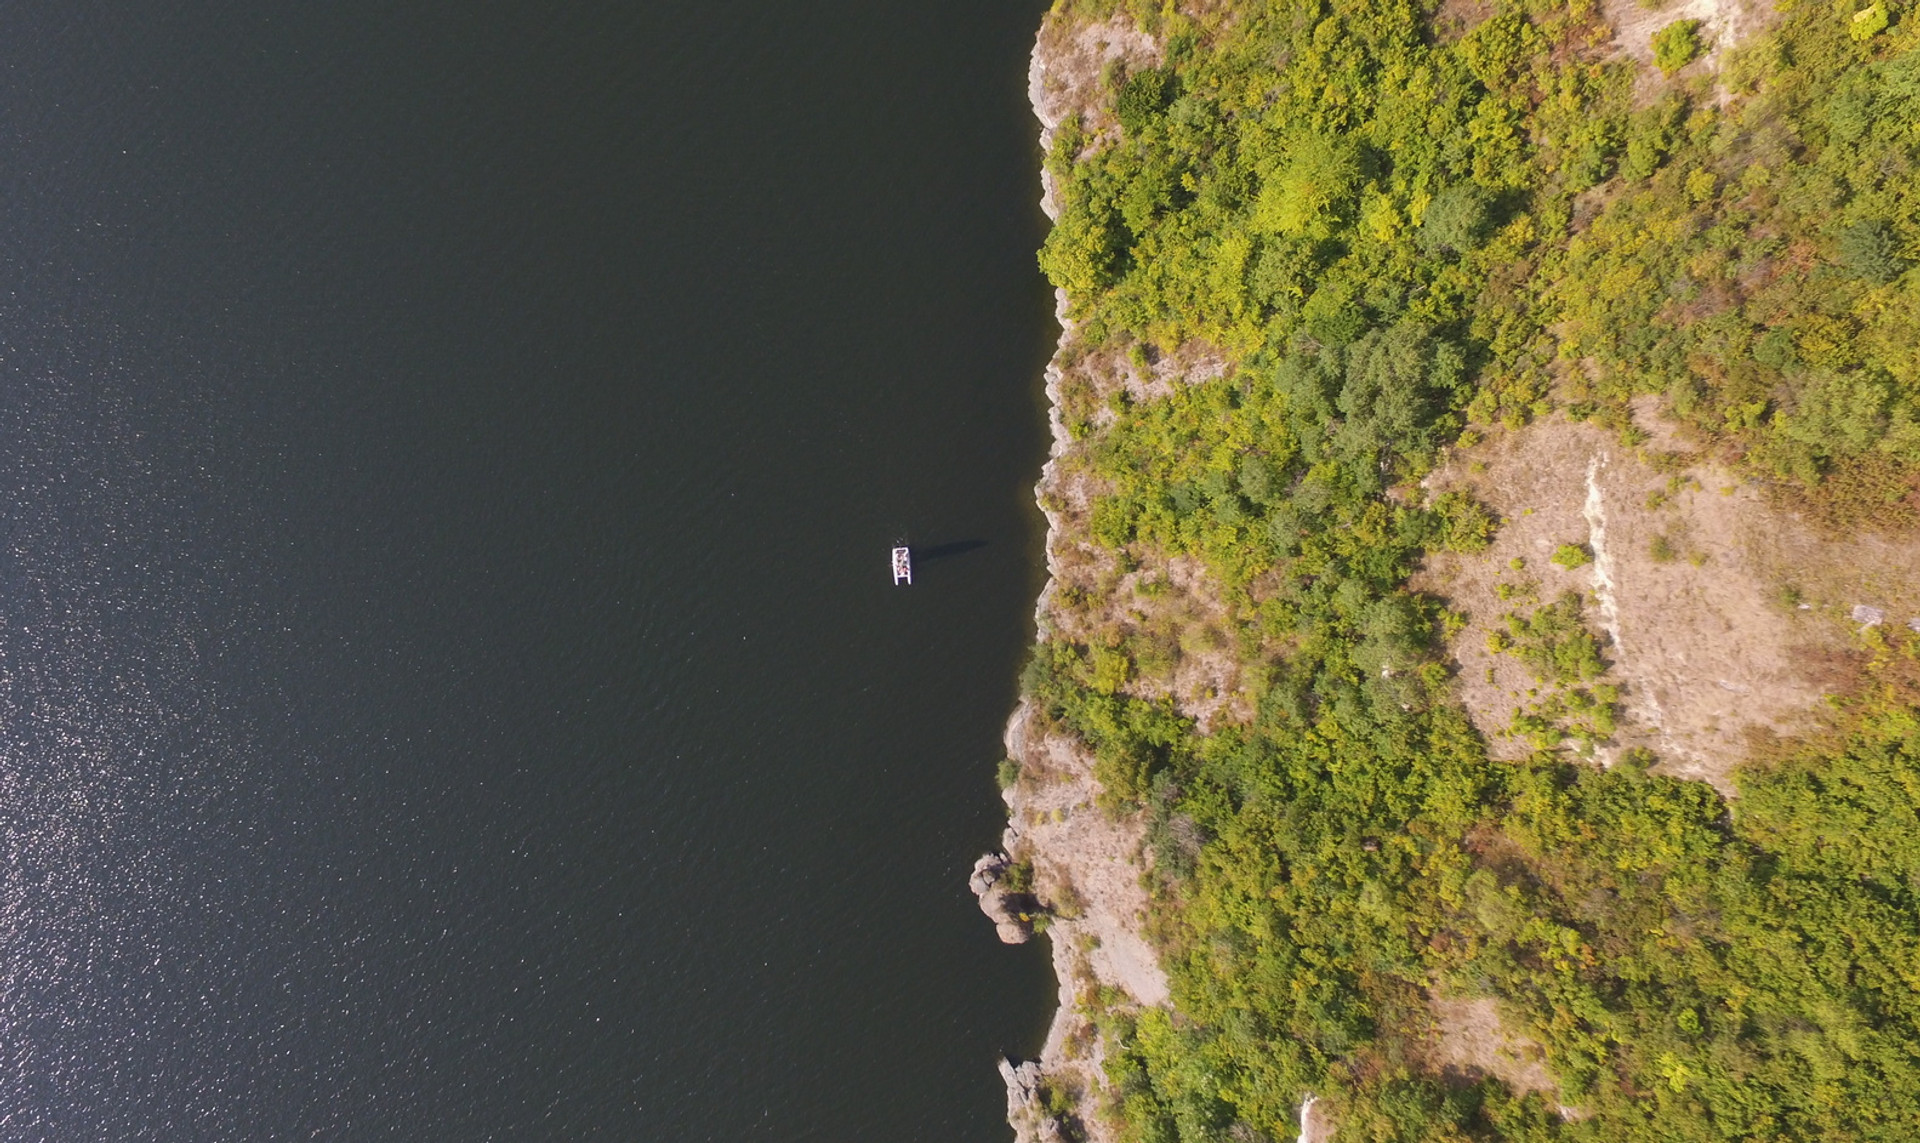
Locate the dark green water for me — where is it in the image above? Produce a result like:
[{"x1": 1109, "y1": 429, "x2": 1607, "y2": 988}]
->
[{"x1": 0, "y1": 1, "x2": 1054, "y2": 1137}]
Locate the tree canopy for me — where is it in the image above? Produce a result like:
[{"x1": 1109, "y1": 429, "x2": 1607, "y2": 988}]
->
[{"x1": 1027, "y1": 0, "x2": 1920, "y2": 1137}]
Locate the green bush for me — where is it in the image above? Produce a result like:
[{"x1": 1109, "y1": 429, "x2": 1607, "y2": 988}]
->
[
  {"x1": 1113, "y1": 66, "x2": 1175, "y2": 134},
  {"x1": 1849, "y1": 0, "x2": 1889, "y2": 41},
  {"x1": 1500, "y1": 592, "x2": 1607, "y2": 685},
  {"x1": 1038, "y1": 199, "x2": 1124, "y2": 294},
  {"x1": 1432, "y1": 491, "x2": 1499, "y2": 553},
  {"x1": 1652, "y1": 19, "x2": 1704, "y2": 75},
  {"x1": 1550, "y1": 542, "x2": 1593, "y2": 569}
]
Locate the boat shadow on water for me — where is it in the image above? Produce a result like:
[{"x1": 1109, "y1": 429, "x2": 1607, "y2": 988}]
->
[{"x1": 913, "y1": 539, "x2": 988, "y2": 563}]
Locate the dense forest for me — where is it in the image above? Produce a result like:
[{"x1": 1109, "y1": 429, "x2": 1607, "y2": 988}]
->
[{"x1": 1021, "y1": 0, "x2": 1920, "y2": 1138}]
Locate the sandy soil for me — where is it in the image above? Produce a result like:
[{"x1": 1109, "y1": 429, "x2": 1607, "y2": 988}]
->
[{"x1": 1418, "y1": 413, "x2": 1920, "y2": 792}]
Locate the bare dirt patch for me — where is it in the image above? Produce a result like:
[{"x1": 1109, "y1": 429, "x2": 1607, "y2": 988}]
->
[
  {"x1": 1044, "y1": 540, "x2": 1253, "y2": 731},
  {"x1": 1417, "y1": 414, "x2": 1920, "y2": 792},
  {"x1": 1051, "y1": 338, "x2": 1232, "y2": 440},
  {"x1": 1427, "y1": 996, "x2": 1564, "y2": 1103},
  {"x1": 1433, "y1": 0, "x2": 1495, "y2": 43},
  {"x1": 1121, "y1": 339, "x2": 1231, "y2": 404},
  {"x1": 1300, "y1": 1095, "x2": 1335, "y2": 1143},
  {"x1": 1598, "y1": 0, "x2": 1778, "y2": 101}
]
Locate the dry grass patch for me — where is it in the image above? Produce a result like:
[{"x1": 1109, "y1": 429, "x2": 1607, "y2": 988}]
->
[
  {"x1": 1427, "y1": 996, "x2": 1564, "y2": 1104},
  {"x1": 1418, "y1": 413, "x2": 1920, "y2": 792}
]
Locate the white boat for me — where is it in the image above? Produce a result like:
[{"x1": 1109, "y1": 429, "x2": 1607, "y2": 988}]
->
[{"x1": 891, "y1": 546, "x2": 912, "y2": 585}]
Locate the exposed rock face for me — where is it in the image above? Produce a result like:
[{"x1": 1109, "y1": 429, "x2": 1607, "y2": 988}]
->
[
  {"x1": 990, "y1": 706, "x2": 1169, "y2": 1143},
  {"x1": 1003, "y1": 704, "x2": 1170, "y2": 1013},
  {"x1": 969, "y1": 852, "x2": 1035, "y2": 945},
  {"x1": 998, "y1": 1058, "x2": 1070, "y2": 1143}
]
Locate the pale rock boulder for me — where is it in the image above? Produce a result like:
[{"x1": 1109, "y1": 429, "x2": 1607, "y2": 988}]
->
[{"x1": 969, "y1": 852, "x2": 1034, "y2": 944}]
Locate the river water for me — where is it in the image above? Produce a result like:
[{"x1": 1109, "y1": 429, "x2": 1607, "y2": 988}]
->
[{"x1": 0, "y1": 1, "x2": 1053, "y2": 1137}]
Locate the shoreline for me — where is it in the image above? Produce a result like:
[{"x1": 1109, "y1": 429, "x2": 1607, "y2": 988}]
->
[{"x1": 971, "y1": 14, "x2": 1170, "y2": 1143}]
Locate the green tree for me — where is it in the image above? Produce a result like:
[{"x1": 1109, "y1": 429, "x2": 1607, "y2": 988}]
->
[
  {"x1": 1652, "y1": 19, "x2": 1704, "y2": 76},
  {"x1": 1419, "y1": 184, "x2": 1494, "y2": 255},
  {"x1": 1850, "y1": 0, "x2": 1889, "y2": 42},
  {"x1": 1114, "y1": 66, "x2": 1176, "y2": 135},
  {"x1": 1253, "y1": 134, "x2": 1363, "y2": 239},
  {"x1": 1839, "y1": 219, "x2": 1906, "y2": 284},
  {"x1": 1038, "y1": 198, "x2": 1123, "y2": 294}
]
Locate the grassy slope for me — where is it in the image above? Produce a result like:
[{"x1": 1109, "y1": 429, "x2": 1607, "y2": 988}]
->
[{"x1": 1026, "y1": 0, "x2": 1920, "y2": 1138}]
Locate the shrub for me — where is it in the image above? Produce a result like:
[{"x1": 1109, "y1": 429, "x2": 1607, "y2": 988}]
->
[
  {"x1": 1780, "y1": 370, "x2": 1892, "y2": 457},
  {"x1": 1652, "y1": 19, "x2": 1704, "y2": 75},
  {"x1": 1432, "y1": 492, "x2": 1501, "y2": 554},
  {"x1": 1551, "y1": 542, "x2": 1594, "y2": 569},
  {"x1": 1849, "y1": 0, "x2": 1889, "y2": 41},
  {"x1": 1114, "y1": 67, "x2": 1176, "y2": 135},
  {"x1": 1500, "y1": 592, "x2": 1608, "y2": 684}
]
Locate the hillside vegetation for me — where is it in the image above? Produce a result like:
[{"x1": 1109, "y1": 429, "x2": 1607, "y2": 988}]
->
[{"x1": 1023, "y1": 0, "x2": 1920, "y2": 1138}]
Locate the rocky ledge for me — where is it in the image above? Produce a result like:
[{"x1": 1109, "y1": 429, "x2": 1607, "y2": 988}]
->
[{"x1": 968, "y1": 852, "x2": 1036, "y2": 945}]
